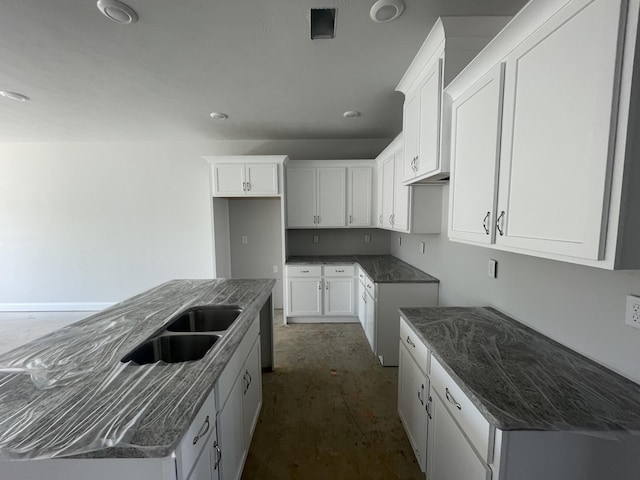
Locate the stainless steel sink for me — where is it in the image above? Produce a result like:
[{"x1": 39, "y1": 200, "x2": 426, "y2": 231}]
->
[
  {"x1": 166, "y1": 305, "x2": 243, "y2": 333},
  {"x1": 121, "y1": 334, "x2": 221, "y2": 365}
]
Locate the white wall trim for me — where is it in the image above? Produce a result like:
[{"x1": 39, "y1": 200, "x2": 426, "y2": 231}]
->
[{"x1": 0, "y1": 302, "x2": 115, "y2": 312}]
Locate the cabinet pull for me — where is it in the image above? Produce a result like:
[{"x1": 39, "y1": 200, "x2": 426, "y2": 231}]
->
[
  {"x1": 379, "y1": 214, "x2": 383, "y2": 224},
  {"x1": 406, "y1": 336, "x2": 415, "y2": 348},
  {"x1": 301, "y1": 270, "x2": 309, "y2": 273},
  {"x1": 389, "y1": 214, "x2": 394, "y2": 225},
  {"x1": 363, "y1": 294, "x2": 367, "y2": 304},
  {"x1": 445, "y1": 388, "x2": 462, "y2": 410},
  {"x1": 242, "y1": 181, "x2": 246, "y2": 191},
  {"x1": 427, "y1": 396, "x2": 432, "y2": 419},
  {"x1": 192, "y1": 415, "x2": 210, "y2": 445},
  {"x1": 366, "y1": 283, "x2": 372, "y2": 290},
  {"x1": 336, "y1": 269, "x2": 344, "y2": 272},
  {"x1": 213, "y1": 441, "x2": 222, "y2": 470},
  {"x1": 318, "y1": 281, "x2": 322, "y2": 290},
  {"x1": 349, "y1": 215, "x2": 352, "y2": 224},
  {"x1": 482, "y1": 212, "x2": 490, "y2": 235},
  {"x1": 317, "y1": 215, "x2": 321, "y2": 224},
  {"x1": 496, "y1": 211, "x2": 505, "y2": 236},
  {"x1": 418, "y1": 384, "x2": 424, "y2": 405},
  {"x1": 246, "y1": 182, "x2": 251, "y2": 191},
  {"x1": 325, "y1": 282, "x2": 329, "y2": 291},
  {"x1": 246, "y1": 369, "x2": 252, "y2": 390}
]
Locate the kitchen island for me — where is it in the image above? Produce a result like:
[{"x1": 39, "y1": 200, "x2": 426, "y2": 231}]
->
[{"x1": 0, "y1": 278, "x2": 275, "y2": 479}]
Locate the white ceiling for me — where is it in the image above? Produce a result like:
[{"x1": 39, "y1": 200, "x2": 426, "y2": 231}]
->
[{"x1": 0, "y1": 0, "x2": 527, "y2": 143}]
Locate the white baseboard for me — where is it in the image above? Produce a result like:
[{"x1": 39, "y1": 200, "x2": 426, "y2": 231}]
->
[{"x1": 0, "y1": 302, "x2": 115, "y2": 312}]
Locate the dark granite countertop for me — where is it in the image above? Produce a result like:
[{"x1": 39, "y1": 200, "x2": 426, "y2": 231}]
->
[
  {"x1": 286, "y1": 255, "x2": 439, "y2": 284},
  {"x1": 399, "y1": 306, "x2": 640, "y2": 432},
  {"x1": 0, "y1": 279, "x2": 275, "y2": 460}
]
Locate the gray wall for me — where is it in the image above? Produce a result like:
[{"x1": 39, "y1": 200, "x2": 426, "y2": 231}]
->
[
  {"x1": 390, "y1": 185, "x2": 640, "y2": 383},
  {"x1": 212, "y1": 198, "x2": 231, "y2": 278},
  {"x1": 287, "y1": 229, "x2": 391, "y2": 256},
  {"x1": 229, "y1": 198, "x2": 283, "y2": 308}
]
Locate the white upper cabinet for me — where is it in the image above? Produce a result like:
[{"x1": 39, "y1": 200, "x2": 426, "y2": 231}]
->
[
  {"x1": 204, "y1": 155, "x2": 285, "y2": 198},
  {"x1": 448, "y1": 63, "x2": 504, "y2": 245},
  {"x1": 316, "y1": 167, "x2": 346, "y2": 227},
  {"x1": 446, "y1": 0, "x2": 640, "y2": 269},
  {"x1": 376, "y1": 135, "x2": 442, "y2": 234},
  {"x1": 347, "y1": 167, "x2": 372, "y2": 227},
  {"x1": 397, "y1": 17, "x2": 511, "y2": 185},
  {"x1": 286, "y1": 161, "x2": 375, "y2": 229}
]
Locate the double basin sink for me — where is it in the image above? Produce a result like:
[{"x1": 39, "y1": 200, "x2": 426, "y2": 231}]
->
[{"x1": 121, "y1": 305, "x2": 242, "y2": 365}]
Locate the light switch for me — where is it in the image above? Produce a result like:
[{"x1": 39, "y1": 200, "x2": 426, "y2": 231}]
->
[
  {"x1": 242, "y1": 236, "x2": 248, "y2": 244},
  {"x1": 419, "y1": 242, "x2": 425, "y2": 254},
  {"x1": 364, "y1": 234, "x2": 371, "y2": 243},
  {"x1": 488, "y1": 259, "x2": 497, "y2": 278}
]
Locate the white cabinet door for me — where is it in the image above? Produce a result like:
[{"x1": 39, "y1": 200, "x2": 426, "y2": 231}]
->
[
  {"x1": 324, "y1": 278, "x2": 354, "y2": 316},
  {"x1": 245, "y1": 164, "x2": 278, "y2": 196},
  {"x1": 398, "y1": 343, "x2": 428, "y2": 471},
  {"x1": 357, "y1": 280, "x2": 365, "y2": 327},
  {"x1": 449, "y1": 63, "x2": 504, "y2": 245},
  {"x1": 427, "y1": 392, "x2": 491, "y2": 480},
  {"x1": 317, "y1": 167, "x2": 346, "y2": 227},
  {"x1": 217, "y1": 375, "x2": 246, "y2": 480},
  {"x1": 393, "y1": 149, "x2": 410, "y2": 232},
  {"x1": 188, "y1": 427, "x2": 216, "y2": 480},
  {"x1": 287, "y1": 278, "x2": 322, "y2": 316},
  {"x1": 381, "y1": 155, "x2": 395, "y2": 229},
  {"x1": 242, "y1": 337, "x2": 262, "y2": 446},
  {"x1": 403, "y1": 91, "x2": 421, "y2": 182},
  {"x1": 416, "y1": 58, "x2": 443, "y2": 178},
  {"x1": 214, "y1": 164, "x2": 245, "y2": 196},
  {"x1": 347, "y1": 167, "x2": 372, "y2": 227},
  {"x1": 364, "y1": 290, "x2": 375, "y2": 353},
  {"x1": 286, "y1": 168, "x2": 316, "y2": 227},
  {"x1": 496, "y1": 0, "x2": 624, "y2": 260}
]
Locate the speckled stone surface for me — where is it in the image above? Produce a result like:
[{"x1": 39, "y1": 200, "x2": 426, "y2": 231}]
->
[
  {"x1": 0, "y1": 279, "x2": 275, "y2": 460},
  {"x1": 399, "y1": 306, "x2": 640, "y2": 432},
  {"x1": 286, "y1": 255, "x2": 439, "y2": 284}
]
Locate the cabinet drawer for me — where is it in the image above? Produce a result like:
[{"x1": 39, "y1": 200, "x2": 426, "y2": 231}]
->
[
  {"x1": 324, "y1": 265, "x2": 354, "y2": 277},
  {"x1": 430, "y1": 356, "x2": 492, "y2": 462},
  {"x1": 399, "y1": 317, "x2": 429, "y2": 372},
  {"x1": 176, "y1": 387, "x2": 217, "y2": 480},
  {"x1": 357, "y1": 268, "x2": 367, "y2": 285},
  {"x1": 285, "y1": 265, "x2": 322, "y2": 277}
]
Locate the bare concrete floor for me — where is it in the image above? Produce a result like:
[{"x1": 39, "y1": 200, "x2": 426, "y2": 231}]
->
[{"x1": 242, "y1": 314, "x2": 424, "y2": 480}]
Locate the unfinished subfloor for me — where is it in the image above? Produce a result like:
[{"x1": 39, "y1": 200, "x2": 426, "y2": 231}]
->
[{"x1": 241, "y1": 313, "x2": 424, "y2": 480}]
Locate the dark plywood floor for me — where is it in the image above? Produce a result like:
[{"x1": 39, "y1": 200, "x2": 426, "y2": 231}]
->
[{"x1": 242, "y1": 314, "x2": 424, "y2": 480}]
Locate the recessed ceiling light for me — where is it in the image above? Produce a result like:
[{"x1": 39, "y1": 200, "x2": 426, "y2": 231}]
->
[
  {"x1": 0, "y1": 91, "x2": 30, "y2": 102},
  {"x1": 343, "y1": 111, "x2": 361, "y2": 118},
  {"x1": 210, "y1": 112, "x2": 229, "y2": 120},
  {"x1": 97, "y1": 0, "x2": 138, "y2": 24},
  {"x1": 370, "y1": 0, "x2": 405, "y2": 23}
]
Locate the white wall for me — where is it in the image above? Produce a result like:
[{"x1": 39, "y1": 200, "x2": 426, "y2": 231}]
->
[
  {"x1": 390, "y1": 185, "x2": 640, "y2": 383},
  {"x1": 0, "y1": 142, "x2": 215, "y2": 305},
  {"x1": 228, "y1": 198, "x2": 283, "y2": 308},
  {"x1": 212, "y1": 198, "x2": 231, "y2": 278}
]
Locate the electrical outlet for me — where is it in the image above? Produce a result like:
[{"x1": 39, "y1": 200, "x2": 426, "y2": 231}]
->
[
  {"x1": 419, "y1": 242, "x2": 425, "y2": 254},
  {"x1": 488, "y1": 259, "x2": 497, "y2": 278},
  {"x1": 242, "y1": 236, "x2": 248, "y2": 244},
  {"x1": 313, "y1": 235, "x2": 319, "y2": 244},
  {"x1": 364, "y1": 234, "x2": 371, "y2": 243},
  {"x1": 625, "y1": 295, "x2": 640, "y2": 329}
]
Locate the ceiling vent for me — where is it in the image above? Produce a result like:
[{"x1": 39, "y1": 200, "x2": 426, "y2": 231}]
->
[{"x1": 311, "y1": 8, "x2": 336, "y2": 39}]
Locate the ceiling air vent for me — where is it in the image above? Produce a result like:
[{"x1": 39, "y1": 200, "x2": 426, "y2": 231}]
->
[{"x1": 311, "y1": 8, "x2": 336, "y2": 39}]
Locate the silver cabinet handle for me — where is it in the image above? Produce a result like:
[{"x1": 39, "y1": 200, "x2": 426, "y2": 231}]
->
[
  {"x1": 418, "y1": 384, "x2": 424, "y2": 405},
  {"x1": 496, "y1": 211, "x2": 505, "y2": 236},
  {"x1": 317, "y1": 215, "x2": 321, "y2": 224},
  {"x1": 318, "y1": 281, "x2": 322, "y2": 290},
  {"x1": 349, "y1": 214, "x2": 352, "y2": 224},
  {"x1": 246, "y1": 182, "x2": 251, "y2": 191},
  {"x1": 336, "y1": 269, "x2": 344, "y2": 272},
  {"x1": 301, "y1": 270, "x2": 309, "y2": 273},
  {"x1": 213, "y1": 441, "x2": 222, "y2": 470},
  {"x1": 389, "y1": 214, "x2": 393, "y2": 225},
  {"x1": 325, "y1": 282, "x2": 329, "y2": 291},
  {"x1": 406, "y1": 336, "x2": 415, "y2": 348},
  {"x1": 415, "y1": 155, "x2": 419, "y2": 170},
  {"x1": 366, "y1": 283, "x2": 372, "y2": 290},
  {"x1": 243, "y1": 369, "x2": 252, "y2": 394},
  {"x1": 242, "y1": 182, "x2": 246, "y2": 191},
  {"x1": 363, "y1": 294, "x2": 367, "y2": 304},
  {"x1": 379, "y1": 214, "x2": 383, "y2": 224},
  {"x1": 192, "y1": 415, "x2": 210, "y2": 445},
  {"x1": 427, "y1": 396, "x2": 432, "y2": 419},
  {"x1": 482, "y1": 212, "x2": 491, "y2": 235},
  {"x1": 445, "y1": 388, "x2": 462, "y2": 410}
]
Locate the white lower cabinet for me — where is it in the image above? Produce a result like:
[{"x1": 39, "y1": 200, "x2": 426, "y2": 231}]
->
[
  {"x1": 215, "y1": 316, "x2": 262, "y2": 480},
  {"x1": 397, "y1": 342, "x2": 428, "y2": 471},
  {"x1": 427, "y1": 392, "x2": 490, "y2": 480},
  {"x1": 189, "y1": 425, "x2": 220, "y2": 480},
  {"x1": 285, "y1": 265, "x2": 355, "y2": 321}
]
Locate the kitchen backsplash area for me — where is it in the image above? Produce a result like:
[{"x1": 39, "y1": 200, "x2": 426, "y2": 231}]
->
[{"x1": 287, "y1": 228, "x2": 391, "y2": 256}]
